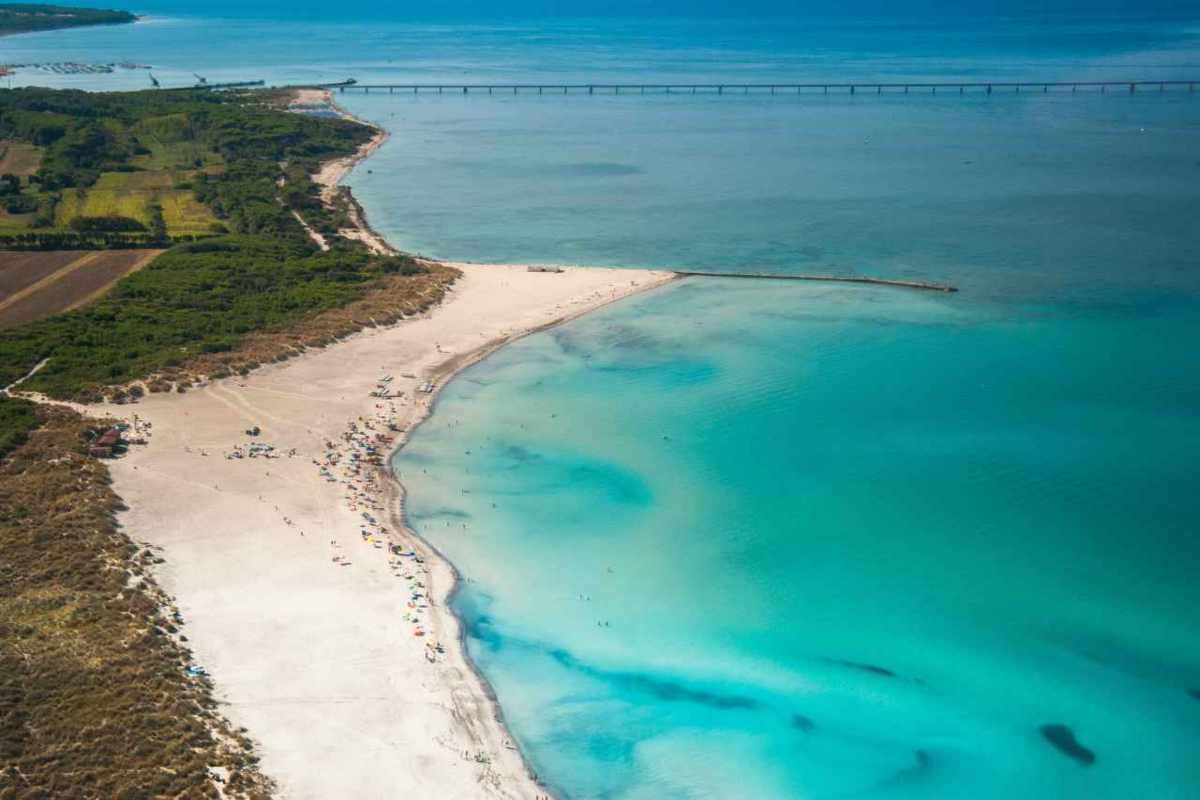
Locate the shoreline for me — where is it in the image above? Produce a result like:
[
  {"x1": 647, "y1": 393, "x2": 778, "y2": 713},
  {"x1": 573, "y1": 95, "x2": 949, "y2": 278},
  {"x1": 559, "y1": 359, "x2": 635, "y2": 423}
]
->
[
  {"x1": 324, "y1": 93, "x2": 682, "y2": 796},
  {"x1": 379, "y1": 268, "x2": 683, "y2": 798},
  {"x1": 100, "y1": 263, "x2": 676, "y2": 799},
  {"x1": 90, "y1": 89, "x2": 677, "y2": 799},
  {"x1": 295, "y1": 89, "x2": 396, "y2": 255},
  {"x1": 309, "y1": 91, "x2": 659, "y2": 794}
]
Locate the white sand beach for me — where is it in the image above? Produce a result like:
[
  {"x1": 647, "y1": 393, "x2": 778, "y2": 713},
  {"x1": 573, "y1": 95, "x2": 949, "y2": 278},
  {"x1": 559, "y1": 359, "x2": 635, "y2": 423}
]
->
[{"x1": 100, "y1": 262, "x2": 675, "y2": 799}]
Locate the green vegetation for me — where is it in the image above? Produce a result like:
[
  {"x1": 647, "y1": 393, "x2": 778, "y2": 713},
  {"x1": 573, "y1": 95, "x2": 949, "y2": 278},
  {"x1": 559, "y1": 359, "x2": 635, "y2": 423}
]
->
[
  {"x1": 0, "y1": 406, "x2": 271, "y2": 798},
  {"x1": 0, "y1": 394, "x2": 36, "y2": 457},
  {"x1": 42, "y1": 168, "x2": 219, "y2": 236},
  {"x1": 0, "y1": 86, "x2": 458, "y2": 403},
  {"x1": 0, "y1": 141, "x2": 43, "y2": 231},
  {"x1": 0, "y1": 85, "x2": 462, "y2": 796},
  {"x1": 0, "y1": 86, "x2": 368, "y2": 247},
  {"x1": 0, "y1": 237, "x2": 433, "y2": 399},
  {"x1": 0, "y1": 86, "x2": 454, "y2": 796},
  {"x1": 0, "y1": 3, "x2": 135, "y2": 36}
]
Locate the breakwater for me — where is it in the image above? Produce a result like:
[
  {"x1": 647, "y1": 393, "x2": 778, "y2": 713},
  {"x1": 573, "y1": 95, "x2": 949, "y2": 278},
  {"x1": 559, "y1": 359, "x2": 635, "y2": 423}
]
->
[{"x1": 673, "y1": 271, "x2": 958, "y2": 292}]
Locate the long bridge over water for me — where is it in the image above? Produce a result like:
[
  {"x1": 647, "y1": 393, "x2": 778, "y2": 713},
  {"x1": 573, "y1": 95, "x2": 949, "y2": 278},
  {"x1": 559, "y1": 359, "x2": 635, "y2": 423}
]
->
[{"x1": 325, "y1": 79, "x2": 1199, "y2": 96}]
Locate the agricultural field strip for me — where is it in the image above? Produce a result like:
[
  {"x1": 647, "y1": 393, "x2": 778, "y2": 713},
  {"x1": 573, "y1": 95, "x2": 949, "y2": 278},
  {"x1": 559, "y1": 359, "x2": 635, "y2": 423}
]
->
[
  {"x1": 0, "y1": 249, "x2": 163, "y2": 328},
  {"x1": 0, "y1": 251, "x2": 87, "y2": 296},
  {"x1": 69, "y1": 170, "x2": 217, "y2": 234},
  {"x1": 62, "y1": 250, "x2": 160, "y2": 312},
  {"x1": 0, "y1": 252, "x2": 104, "y2": 314},
  {"x1": 0, "y1": 140, "x2": 43, "y2": 176},
  {"x1": 15, "y1": 165, "x2": 215, "y2": 235}
]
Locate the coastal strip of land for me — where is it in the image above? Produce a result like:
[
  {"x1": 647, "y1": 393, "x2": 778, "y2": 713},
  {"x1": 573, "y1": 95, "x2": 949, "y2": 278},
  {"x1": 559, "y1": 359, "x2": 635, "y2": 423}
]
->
[
  {"x1": 0, "y1": 80, "x2": 954, "y2": 797},
  {"x1": 41, "y1": 89, "x2": 668, "y2": 800},
  {"x1": 92, "y1": 262, "x2": 673, "y2": 799},
  {"x1": 0, "y1": 4, "x2": 136, "y2": 39},
  {"x1": 301, "y1": 90, "x2": 395, "y2": 255},
  {"x1": 0, "y1": 80, "x2": 671, "y2": 797}
]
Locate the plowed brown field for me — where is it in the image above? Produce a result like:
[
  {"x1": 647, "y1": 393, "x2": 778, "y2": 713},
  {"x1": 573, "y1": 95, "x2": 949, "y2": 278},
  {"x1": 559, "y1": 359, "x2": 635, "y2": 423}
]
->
[{"x1": 0, "y1": 250, "x2": 163, "y2": 328}]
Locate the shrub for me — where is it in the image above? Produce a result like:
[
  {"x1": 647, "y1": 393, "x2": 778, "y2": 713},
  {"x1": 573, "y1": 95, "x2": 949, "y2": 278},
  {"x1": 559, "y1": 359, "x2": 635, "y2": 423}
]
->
[{"x1": 69, "y1": 215, "x2": 147, "y2": 233}]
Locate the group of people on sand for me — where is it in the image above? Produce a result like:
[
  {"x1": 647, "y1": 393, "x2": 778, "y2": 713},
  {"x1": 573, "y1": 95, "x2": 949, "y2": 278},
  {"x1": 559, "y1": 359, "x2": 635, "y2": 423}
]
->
[{"x1": 305, "y1": 374, "x2": 447, "y2": 648}]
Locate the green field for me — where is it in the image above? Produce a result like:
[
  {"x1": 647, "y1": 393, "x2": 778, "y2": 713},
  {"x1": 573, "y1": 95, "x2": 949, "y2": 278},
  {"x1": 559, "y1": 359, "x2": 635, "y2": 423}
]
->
[
  {"x1": 36, "y1": 170, "x2": 218, "y2": 236},
  {"x1": 0, "y1": 207, "x2": 37, "y2": 232},
  {"x1": 79, "y1": 176, "x2": 152, "y2": 219},
  {"x1": 51, "y1": 187, "x2": 82, "y2": 227},
  {"x1": 160, "y1": 189, "x2": 220, "y2": 234},
  {"x1": 130, "y1": 114, "x2": 226, "y2": 171},
  {"x1": 1, "y1": 100, "x2": 238, "y2": 241},
  {"x1": 0, "y1": 141, "x2": 46, "y2": 231},
  {"x1": 95, "y1": 171, "x2": 176, "y2": 191}
]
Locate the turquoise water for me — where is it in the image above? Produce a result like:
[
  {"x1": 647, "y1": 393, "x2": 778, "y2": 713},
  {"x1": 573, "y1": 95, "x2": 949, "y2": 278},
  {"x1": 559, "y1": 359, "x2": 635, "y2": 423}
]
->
[
  {"x1": 10, "y1": 11, "x2": 1200, "y2": 797},
  {"x1": 398, "y1": 281, "x2": 1200, "y2": 799}
]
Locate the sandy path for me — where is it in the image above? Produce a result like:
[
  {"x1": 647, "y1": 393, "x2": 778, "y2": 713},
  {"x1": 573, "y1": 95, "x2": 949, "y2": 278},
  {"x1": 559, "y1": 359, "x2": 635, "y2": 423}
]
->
[{"x1": 102, "y1": 263, "x2": 675, "y2": 799}]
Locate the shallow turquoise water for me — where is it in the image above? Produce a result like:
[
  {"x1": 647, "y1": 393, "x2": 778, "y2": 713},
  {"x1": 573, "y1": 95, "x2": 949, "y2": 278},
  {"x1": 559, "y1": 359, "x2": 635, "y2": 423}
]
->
[
  {"x1": 398, "y1": 281, "x2": 1200, "y2": 798},
  {"x1": 365, "y1": 18, "x2": 1200, "y2": 797},
  {"x1": 10, "y1": 12, "x2": 1200, "y2": 797}
]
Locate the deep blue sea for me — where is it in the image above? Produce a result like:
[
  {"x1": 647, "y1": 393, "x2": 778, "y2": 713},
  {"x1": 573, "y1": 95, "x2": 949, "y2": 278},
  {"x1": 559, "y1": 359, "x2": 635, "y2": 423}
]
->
[{"x1": 8, "y1": 9, "x2": 1200, "y2": 798}]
